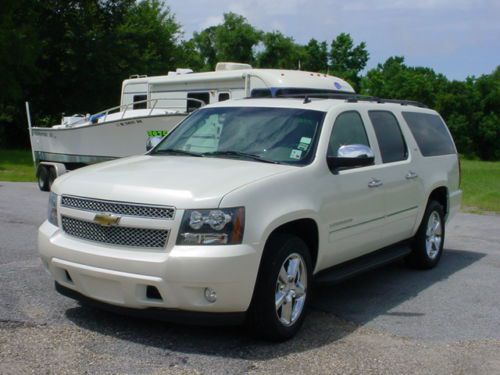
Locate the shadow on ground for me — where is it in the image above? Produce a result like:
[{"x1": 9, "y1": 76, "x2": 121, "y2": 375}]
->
[{"x1": 65, "y1": 248, "x2": 484, "y2": 360}]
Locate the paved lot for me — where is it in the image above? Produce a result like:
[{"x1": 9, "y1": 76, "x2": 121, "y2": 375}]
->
[{"x1": 1, "y1": 181, "x2": 499, "y2": 374}]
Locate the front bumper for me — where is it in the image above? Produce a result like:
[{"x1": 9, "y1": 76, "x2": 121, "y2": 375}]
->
[
  {"x1": 38, "y1": 221, "x2": 260, "y2": 316},
  {"x1": 55, "y1": 282, "x2": 245, "y2": 325}
]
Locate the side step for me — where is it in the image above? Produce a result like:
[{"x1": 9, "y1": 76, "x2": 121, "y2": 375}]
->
[{"x1": 314, "y1": 243, "x2": 412, "y2": 285}]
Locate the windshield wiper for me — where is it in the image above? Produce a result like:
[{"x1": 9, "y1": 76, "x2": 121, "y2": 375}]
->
[
  {"x1": 153, "y1": 149, "x2": 203, "y2": 157},
  {"x1": 202, "y1": 151, "x2": 279, "y2": 164}
]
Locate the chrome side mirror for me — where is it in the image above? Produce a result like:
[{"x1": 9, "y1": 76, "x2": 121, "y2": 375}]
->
[
  {"x1": 337, "y1": 144, "x2": 374, "y2": 158},
  {"x1": 327, "y1": 144, "x2": 375, "y2": 172},
  {"x1": 146, "y1": 136, "x2": 163, "y2": 151}
]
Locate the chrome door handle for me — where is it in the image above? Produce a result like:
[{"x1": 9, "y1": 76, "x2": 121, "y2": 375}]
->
[
  {"x1": 368, "y1": 178, "x2": 383, "y2": 188},
  {"x1": 406, "y1": 171, "x2": 418, "y2": 180}
]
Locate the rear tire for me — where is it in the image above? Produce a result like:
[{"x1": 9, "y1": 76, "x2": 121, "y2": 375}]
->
[
  {"x1": 247, "y1": 234, "x2": 312, "y2": 341},
  {"x1": 406, "y1": 200, "x2": 445, "y2": 269},
  {"x1": 36, "y1": 165, "x2": 50, "y2": 191}
]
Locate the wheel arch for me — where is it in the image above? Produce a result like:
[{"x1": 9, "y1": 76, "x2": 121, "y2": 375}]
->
[
  {"x1": 427, "y1": 185, "x2": 449, "y2": 217},
  {"x1": 261, "y1": 217, "x2": 319, "y2": 273}
]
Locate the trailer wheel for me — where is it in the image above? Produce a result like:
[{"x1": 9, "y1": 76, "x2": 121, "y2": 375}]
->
[
  {"x1": 48, "y1": 167, "x2": 57, "y2": 190},
  {"x1": 36, "y1": 165, "x2": 50, "y2": 191}
]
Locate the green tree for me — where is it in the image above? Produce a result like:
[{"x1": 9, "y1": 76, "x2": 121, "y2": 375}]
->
[
  {"x1": 329, "y1": 33, "x2": 369, "y2": 90},
  {"x1": 0, "y1": 0, "x2": 40, "y2": 147},
  {"x1": 192, "y1": 26, "x2": 218, "y2": 71},
  {"x1": 193, "y1": 13, "x2": 261, "y2": 70},
  {"x1": 301, "y1": 39, "x2": 328, "y2": 72},
  {"x1": 362, "y1": 56, "x2": 448, "y2": 107},
  {"x1": 256, "y1": 31, "x2": 301, "y2": 69}
]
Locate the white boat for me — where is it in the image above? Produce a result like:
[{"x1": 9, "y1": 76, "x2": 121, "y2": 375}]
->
[{"x1": 29, "y1": 62, "x2": 355, "y2": 190}]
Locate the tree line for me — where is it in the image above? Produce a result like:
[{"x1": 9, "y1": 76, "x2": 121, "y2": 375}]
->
[{"x1": 1, "y1": 0, "x2": 498, "y2": 160}]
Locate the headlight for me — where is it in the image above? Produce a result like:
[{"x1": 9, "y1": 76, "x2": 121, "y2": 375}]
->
[
  {"x1": 48, "y1": 192, "x2": 58, "y2": 226},
  {"x1": 177, "y1": 207, "x2": 244, "y2": 245}
]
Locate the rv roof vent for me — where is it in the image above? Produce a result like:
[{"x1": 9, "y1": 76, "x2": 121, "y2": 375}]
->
[
  {"x1": 167, "y1": 68, "x2": 194, "y2": 77},
  {"x1": 215, "y1": 62, "x2": 252, "y2": 71}
]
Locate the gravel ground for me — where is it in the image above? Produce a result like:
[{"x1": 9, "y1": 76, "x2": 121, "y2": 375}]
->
[{"x1": 1, "y1": 182, "x2": 499, "y2": 375}]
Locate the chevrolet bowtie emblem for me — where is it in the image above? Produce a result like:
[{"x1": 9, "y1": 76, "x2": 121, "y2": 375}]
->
[{"x1": 93, "y1": 213, "x2": 121, "y2": 227}]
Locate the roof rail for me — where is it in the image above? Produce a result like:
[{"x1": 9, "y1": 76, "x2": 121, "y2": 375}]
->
[{"x1": 265, "y1": 92, "x2": 428, "y2": 108}]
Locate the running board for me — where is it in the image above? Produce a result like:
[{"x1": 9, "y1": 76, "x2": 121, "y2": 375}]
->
[{"x1": 314, "y1": 243, "x2": 412, "y2": 285}]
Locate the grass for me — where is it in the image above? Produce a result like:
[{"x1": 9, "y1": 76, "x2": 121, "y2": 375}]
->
[
  {"x1": 0, "y1": 149, "x2": 37, "y2": 182},
  {"x1": 1, "y1": 149, "x2": 499, "y2": 213},
  {"x1": 460, "y1": 158, "x2": 500, "y2": 213}
]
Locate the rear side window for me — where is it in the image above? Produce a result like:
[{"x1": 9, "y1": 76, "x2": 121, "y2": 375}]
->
[
  {"x1": 369, "y1": 111, "x2": 408, "y2": 163},
  {"x1": 402, "y1": 112, "x2": 456, "y2": 156},
  {"x1": 328, "y1": 111, "x2": 370, "y2": 157}
]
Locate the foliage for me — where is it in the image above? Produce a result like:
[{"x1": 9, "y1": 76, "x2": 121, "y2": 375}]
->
[
  {"x1": 329, "y1": 33, "x2": 369, "y2": 90},
  {"x1": 0, "y1": 3, "x2": 498, "y2": 160},
  {"x1": 192, "y1": 13, "x2": 261, "y2": 70},
  {"x1": 301, "y1": 39, "x2": 329, "y2": 73},
  {"x1": 256, "y1": 31, "x2": 301, "y2": 69}
]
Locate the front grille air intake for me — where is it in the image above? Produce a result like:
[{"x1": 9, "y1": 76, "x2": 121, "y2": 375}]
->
[
  {"x1": 61, "y1": 195, "x2": 175, "y2": 219},
  {"x1": 61, "y1": 216, "x2": 169, "y2": 248}
]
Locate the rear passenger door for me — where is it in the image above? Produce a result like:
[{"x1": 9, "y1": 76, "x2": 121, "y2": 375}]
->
[{"x1": 368, "y1": 111, "x2": 422, "y2": 246}]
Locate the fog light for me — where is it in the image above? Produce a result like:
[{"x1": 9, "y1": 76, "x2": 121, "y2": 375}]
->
[{"x1": 204, "y1": 287, "x2": 217, "y2": 303}]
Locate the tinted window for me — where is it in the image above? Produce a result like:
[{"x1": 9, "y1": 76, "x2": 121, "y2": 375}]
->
[
  {"x1": 133, "y1": 95, "x2": 147, "y2": 109},
  {"x1": 251, "y1": 89, "x2": 272, "y2": 98},
  {"x1": 369, "y1": 111, "x2": 408, "y2": 163},
  {"x1": 328, "y1": 111, "x2": 370, "y2": 156},
  {"x1": 218, "y1": 92, "x2": 230, "y2": 102},
  {"x1": 402, "y1": 112, "x2": 456, "y2": 156},
  {"x1": 187, "y1": 92, "x2": 209, "y2": 112}
]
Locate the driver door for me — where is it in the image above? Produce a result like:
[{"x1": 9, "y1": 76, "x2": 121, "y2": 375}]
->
[{"x1": 320, "y1": 111, "x2": 385, "y2": 266}]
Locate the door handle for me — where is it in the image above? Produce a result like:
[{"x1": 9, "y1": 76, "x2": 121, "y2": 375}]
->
[
  {"x1": 405, "y1": 171, "x2": 418, "y2": 180},
  {"x1": 368, "y1": 178, "x2": 383, "y2": 188}
]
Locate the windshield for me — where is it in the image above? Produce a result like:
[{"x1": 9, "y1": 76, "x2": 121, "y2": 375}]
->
[{"x1": 152, "y1": 107, "x2": 325, "y2": 166}]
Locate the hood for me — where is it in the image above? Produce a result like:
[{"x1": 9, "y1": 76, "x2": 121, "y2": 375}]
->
[{"x1": 52, "y1": 155, "x2": 293, "y2": 208}]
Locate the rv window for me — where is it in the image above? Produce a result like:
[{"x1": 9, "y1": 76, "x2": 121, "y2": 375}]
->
[
  {"x1": 251, "y1": 89, "x2": 272, "y2": 98},
  {"x1": 187, "y1": 92, "x2": 210, "y2": 112},
  {"x1": 133, "y1": 95, "x2": 147, "y2": 109},
  {"x1": 218, "y1": 92, "x2": 230, "y2": 102}
]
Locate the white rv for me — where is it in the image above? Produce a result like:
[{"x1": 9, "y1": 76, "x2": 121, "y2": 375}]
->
[{"x1": 30, "y1": 62, "x2": 355, "y2": 190}]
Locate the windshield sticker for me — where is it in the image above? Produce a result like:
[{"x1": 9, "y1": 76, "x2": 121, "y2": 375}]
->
[
  {"x1": 290, "y1": 149, "x2": 302, "y2": 160},
  {"x1": 300, "y1": 137, "x2": 311, "y2": 145},
  {"x1": 147, "y1": 130, "x2": 168, "y2": 137},
  {"x1": 297, "y1": 142, "x2": 309, "y2": 151}
]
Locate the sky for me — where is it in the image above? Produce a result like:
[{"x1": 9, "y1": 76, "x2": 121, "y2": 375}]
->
[{"x1": 169, "y1": 0, "x2": 500, "y2": 80}]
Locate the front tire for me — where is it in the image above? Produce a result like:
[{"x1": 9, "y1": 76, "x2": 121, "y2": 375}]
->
[
  {"x1": 248, "y1": 234, "x2": 312, "y2": 341},
  {"x1": 407, "y1": 200, "x2": 445, "y2": 269}
]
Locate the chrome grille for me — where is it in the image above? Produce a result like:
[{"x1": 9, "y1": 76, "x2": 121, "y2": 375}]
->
[
  {"x1": 61, "y1": 195, "x2": 175, "y2": 219},
  {"x1": 61, "y1": 216, "x2": 169, "y2": 248}
]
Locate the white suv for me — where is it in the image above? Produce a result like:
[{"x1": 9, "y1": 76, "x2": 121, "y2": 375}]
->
[{"x1": 38, "y1": 96, "x2": 462, "y2": 340}]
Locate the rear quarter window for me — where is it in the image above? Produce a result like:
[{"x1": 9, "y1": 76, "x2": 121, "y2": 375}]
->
[{"x1": 402, "y1": 112, "x2": 456, "y2": 156}]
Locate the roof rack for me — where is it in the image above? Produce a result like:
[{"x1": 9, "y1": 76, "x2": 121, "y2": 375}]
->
[{"x1": 275, "y1": 92, "x2": 428, "y2": 108}]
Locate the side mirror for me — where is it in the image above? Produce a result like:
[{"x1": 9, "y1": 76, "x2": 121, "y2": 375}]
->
[
  {"x1": 327, "y1": 144, "x2": 375, "y2": 172},
  {"x1": 146, "y1": 136, "x2": 163, "y2": 151}
]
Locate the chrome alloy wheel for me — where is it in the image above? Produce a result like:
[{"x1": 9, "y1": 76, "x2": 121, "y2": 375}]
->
[
  {"x1": 275, "y1": 253, "x2": 307, "y2": 326},
  {"x1": 425, "y1": 211, "x2": 443, "y2": 259}
]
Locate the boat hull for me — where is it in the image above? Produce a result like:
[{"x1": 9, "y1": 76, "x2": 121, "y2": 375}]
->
[{"x1": 32, "y1": 114, "x2": 186, "y2": 166}]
